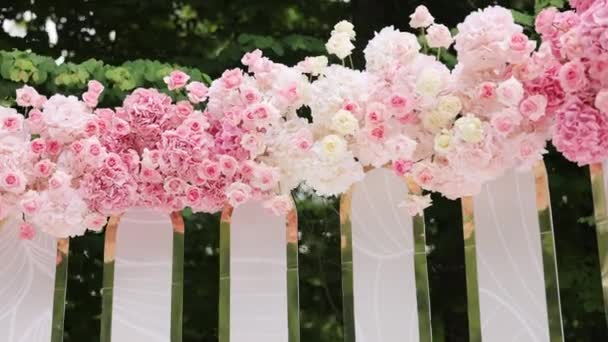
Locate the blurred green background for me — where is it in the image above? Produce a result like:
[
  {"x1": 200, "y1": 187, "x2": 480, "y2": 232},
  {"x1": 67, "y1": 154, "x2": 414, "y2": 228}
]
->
[{"x1": 0, "y1": 0, "x2": 606, "y2": 341}]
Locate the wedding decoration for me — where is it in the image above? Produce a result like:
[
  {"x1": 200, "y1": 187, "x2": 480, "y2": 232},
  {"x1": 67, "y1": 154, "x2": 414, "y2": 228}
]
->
[{"x1": 535, "y1": 0, "x2": 608, "y2": 165}]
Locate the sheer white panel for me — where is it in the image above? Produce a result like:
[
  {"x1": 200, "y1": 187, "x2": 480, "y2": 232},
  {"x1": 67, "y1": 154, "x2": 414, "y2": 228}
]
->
[
  {"x1": 0, "y1": 216, "x2": 55, "y2": 342},
  {"x1": 350, "y1": 168, "x2": 420, "y2": 342},
  {"x1": 230, "y1": 201, "x2": 288, "y2": 342},
  {"x1": 111, "y1": 208, "x2": 173, "y2": 342},
  {"x1": 473, "y1": 170, "x2": 550, "y2": 342}
]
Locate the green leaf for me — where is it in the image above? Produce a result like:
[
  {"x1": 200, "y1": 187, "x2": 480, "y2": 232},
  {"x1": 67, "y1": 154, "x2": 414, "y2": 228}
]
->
[{"x1": 512, "y1": 9, "x2": 535, "y2": 27}]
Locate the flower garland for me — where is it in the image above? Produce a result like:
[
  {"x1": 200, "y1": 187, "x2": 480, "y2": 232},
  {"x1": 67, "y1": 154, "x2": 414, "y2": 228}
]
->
[{"x1": 1, "y1": 1, "x2": 606, "y2": 239}]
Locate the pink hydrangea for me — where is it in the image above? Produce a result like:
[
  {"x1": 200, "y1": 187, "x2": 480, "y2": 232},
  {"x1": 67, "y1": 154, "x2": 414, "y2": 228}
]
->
[{"x1": 553, "y1": 100, "x2": 608, "y2": 165}]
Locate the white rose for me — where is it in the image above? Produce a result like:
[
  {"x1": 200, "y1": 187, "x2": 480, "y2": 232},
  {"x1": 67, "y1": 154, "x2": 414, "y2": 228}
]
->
[
  {"x1": 409, "y1": 5, "x2": 434, "y2": 29},
  {"x1": 422, "y1": 110, "x2": 452, "y2": 133},
  {"x1": 319, "y1": 134, "x2": 348, "y2": 161},
  {"x1": 437, "y1": 95, "x2": 462, "y2": 118},
  {"x1": 434, "y1": 129, "x2": 453, "y2": 153},
  {"x1": 416, "y1": 68, "x2": 443, "y2": 97},
  {"x1": 426, "y1": 24, "x2": 453, "y2": 49},
  {"x1": 333, "y1": 20, "x2": 356, "y2": 40},
  {"x1": 309, "y1": 56, "x2": 328, "y2": 76},
  {"x1": 331, "y1": 109, "x2": 359, "y2": 135},
  {"x1": 326, "y1": 32, "x2": 355, "y2": 60},
  {"x1": 454, "y1": 114, "x2": 484, "y2": 143}
]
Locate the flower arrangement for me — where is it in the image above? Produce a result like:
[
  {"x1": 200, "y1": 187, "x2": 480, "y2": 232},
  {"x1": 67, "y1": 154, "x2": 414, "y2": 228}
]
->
[
  {"x1": 2, "y1": 2, "x2": 607, "y2": 238},
  {"x1": 535, "y1": 0, "x2": 608, "y2": 165}
]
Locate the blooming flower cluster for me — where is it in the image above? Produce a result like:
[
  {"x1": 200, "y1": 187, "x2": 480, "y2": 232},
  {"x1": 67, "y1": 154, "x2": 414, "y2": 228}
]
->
[
  {"x1": 535, "y1": 0, "x2": 608, "y2": 165},
  {"x1": 1, "y1": 83, "x2": 108, "y2": 239},
  {"x1": 5, "y1": 3, "x2": 608, "y2": 236}
]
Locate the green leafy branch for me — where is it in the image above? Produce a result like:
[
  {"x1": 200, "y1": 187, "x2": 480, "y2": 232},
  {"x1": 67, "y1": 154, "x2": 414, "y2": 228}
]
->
[{"x1": 0, "y1": 49, "x2": 213, "y2": 106}]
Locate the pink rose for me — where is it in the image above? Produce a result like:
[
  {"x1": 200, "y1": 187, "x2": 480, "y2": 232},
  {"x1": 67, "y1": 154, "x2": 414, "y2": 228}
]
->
[
  {"x1": 409, "y1": 5, "x2": 434, "y2": 28},
  {"x1": 508, "y1": 33, "x2": 529, "y2": 52},
  {"x1": 84, "y1": 119, "x2": 99, "y2": 137},
  {"x1": 19, "y1": 223, "x2": 36, "y2": 240},
  {"x1": 596, "y1": 90, "x2": 608, "y2": 114},
  {"x1": 226, "y1": 182, "x2": 252, "y2": 208},
  {"x1": 241, "y1": 49, "x2": 263, "y2": 66},
  {"x1": 16, "y1": 85, "x2": 40, "y2": 107},
  {"x1": 20, "y1": 193, "x2": 41, "y2": 215},
  {"x1": 219, "y1": 155, "x2": 238, "y2": 177},
  {"x1": 186, "y1": 82, "x2": 208, "y2": 103},
  {"x1": 263, "y1": 195, "x2": 293, "y2": 216},
  {"x1": 45, "y1": 139, "x2": 61, "y2": 155},
  {"x1": 164, "y1": 177, "x2": 186, "y2": 194},
  {"x1": 82, "y1": 91, "x2": 100, "y2": 108},
  {"x1": 251, "y1": 166, "x2": 279, "y2": 191},
  {"x1": 221, "y1": 69, "x2": 243, "y2": 89},
  {"x1": 84, "y1": 213, "x2": 107, "y2": 232},
  {"x1": 198, "y1": 160, "x2": 220, "y2": 180},
  {"x1": 535, "y1": 8, "x2": 557, "y2": 38},
  {"x1": 392, "y1": 159, "x2": 413, "y2": 176},
  {"x1": 426, "y1": 24, "x2": 453, "y2": 49},
  {"x1": 140, "y1": 167, "x2": 162, "y2": 183},
  {"x1": 389, "y1": 95, "x2": 408, "y2": 109},
  {"x1": 490, "y1": 113, "x2": 515, "y2": 136},
  {"x1": 1, "y1": 171, "x2": 25, "y2": 193},
  {"x1": 368, "y1": 125, "x2": 386, "y2": 141},
  {"x1": 87, "y1": 80, "x2": 104, "y2": 95},
  {"x1": 30, "y1": 138, "x2": 46, "y2": 154},
  {"x1": 559, "y1": 60, "x2": 587, "y2": 93},
  {"x1": 26, "y1": 109, "x2": 44, "y2": 134},
  {"x1": 478, "y1": 82, "x2": 496, "y2": 100},
  {"x1": 175, "y1": 101, "x2": 194, "y2": 118},
  {"x1": 2, "y1": 112, "x2": 24, "y2": 132},
  {"x1": 34, "y1": 159, "x2": 55, "y2": 177},
  {"x1": 519, "y1": 95, "x2": 548, "y2": 121},
  {"x1": 241, "y1": 87, "x2": 260, "y2": 104},
  {"x1": 164, "y1": 70, "x2": 190, "y2": 90},
  {"x1": 292, "y1": 129, "x2": 313, "y2": 152},
  {"x1": 49, "y1": 171, "x2": 71, "y2": 189},
  {"x1": 183, "y1": 186, "x2": 202, "y2": 206}
]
